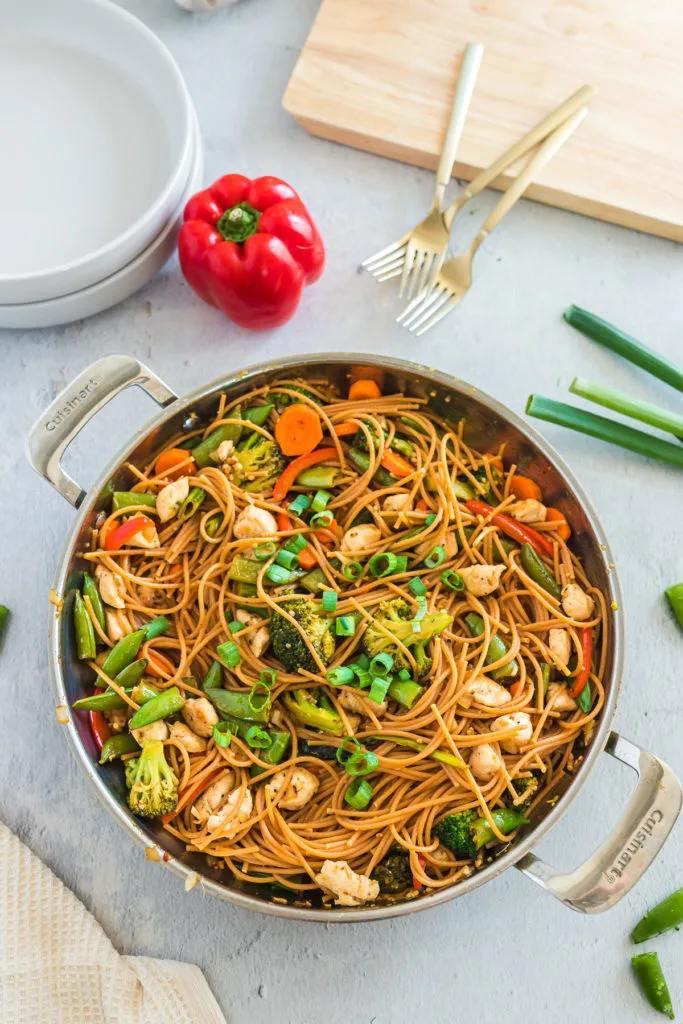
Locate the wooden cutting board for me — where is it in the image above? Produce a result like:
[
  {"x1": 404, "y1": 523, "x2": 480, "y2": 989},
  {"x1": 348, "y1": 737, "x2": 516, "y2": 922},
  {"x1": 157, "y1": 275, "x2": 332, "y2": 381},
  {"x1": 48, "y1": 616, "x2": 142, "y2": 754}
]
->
[{"x1": 283, "y1": 0, "x2": 683, "y2": 242}]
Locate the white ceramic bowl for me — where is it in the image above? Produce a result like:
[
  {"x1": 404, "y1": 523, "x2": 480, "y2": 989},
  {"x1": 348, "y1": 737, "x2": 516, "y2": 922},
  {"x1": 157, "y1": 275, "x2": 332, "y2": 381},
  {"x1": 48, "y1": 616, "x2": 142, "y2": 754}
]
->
[
  {"x1": 0, "y1": 0, "x2": 194, "y2": 304},
  {"x1": 0, "y1": 112, "x2": 203, "y2": 330}
]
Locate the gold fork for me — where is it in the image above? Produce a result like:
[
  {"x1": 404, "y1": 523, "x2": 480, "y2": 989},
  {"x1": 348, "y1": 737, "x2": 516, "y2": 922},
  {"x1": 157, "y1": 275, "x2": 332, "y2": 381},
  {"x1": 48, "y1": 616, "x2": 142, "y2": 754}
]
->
[
  {"x1": 397, "y1": 107, "x2": 587, "y2": 336},
  {"x1": 364, "y1": 83, "x2": 593, "y2": 295}
]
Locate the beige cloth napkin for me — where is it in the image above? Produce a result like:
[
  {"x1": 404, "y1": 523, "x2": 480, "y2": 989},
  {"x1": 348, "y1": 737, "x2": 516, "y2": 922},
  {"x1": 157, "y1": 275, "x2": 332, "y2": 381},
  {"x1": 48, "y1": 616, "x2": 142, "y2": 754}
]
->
[{"x1": 0, "y1": 821, "x2": 228, "y2": 1024}]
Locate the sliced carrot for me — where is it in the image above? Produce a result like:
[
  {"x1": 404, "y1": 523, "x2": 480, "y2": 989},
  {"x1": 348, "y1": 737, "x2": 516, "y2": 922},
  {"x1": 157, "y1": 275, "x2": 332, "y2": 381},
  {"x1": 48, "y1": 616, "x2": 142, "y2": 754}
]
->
[
  {"x1": 332, "y1": 421, "x2": 359, "y2": 437},
  {"x1": 274, "y1": 403, "x2": 323, "y2": 456},
  {"x1": 546, "y1": 507, "x2": 571, "y2": 540},
  {"x1": 298, "y1": 546, "x2": 318, "y2": 570},
  {"x1": 272, "y1": 448, "x2": 339, "y2": 503},
  {"x1": 350, "y1": 365, "x2": 385, "y2": 389},
  {"x1": 160, "y1": 766, "x2": 224, "y2": 824},
  {"x1": 276, "y1": 510, "x2": 291, "y2": 533},
  {"x1": 509, "y1": 679, "x2": 524, "y2": 699},
  {"x1": 142, "y1": 648, "x2": 175, "y2": 679},
  {"x1": 509, "y1": 474, "x2": 542, "y2": 501},
  {"x1": 155, "y1": 447, "x2": 196, "y2": 480},
  {"x1": 348, "y1": 379, "x2": 382, "y2": 401},
  {"x1": 380, "y1": 449, "x2": 414, "y2": 478},
  {"x1": 315, "y1": 517, "x2": 339, "y2": 546},
  {"x1": 415, "y1": 498, "x2": 429, "y2": 511}
]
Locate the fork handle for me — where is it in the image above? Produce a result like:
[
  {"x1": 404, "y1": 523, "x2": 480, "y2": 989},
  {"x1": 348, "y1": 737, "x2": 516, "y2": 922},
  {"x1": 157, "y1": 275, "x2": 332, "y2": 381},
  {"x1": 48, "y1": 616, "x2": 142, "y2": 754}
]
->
[
  {"x1": 434, "y1": 43, "x2": 484, "y2": 206},
  {"x1": 469, "y1": 107, "x2": 587, "y2": 256},
  {"x1": 443, "y1": 83, "x2": 593, "y2": 230}
]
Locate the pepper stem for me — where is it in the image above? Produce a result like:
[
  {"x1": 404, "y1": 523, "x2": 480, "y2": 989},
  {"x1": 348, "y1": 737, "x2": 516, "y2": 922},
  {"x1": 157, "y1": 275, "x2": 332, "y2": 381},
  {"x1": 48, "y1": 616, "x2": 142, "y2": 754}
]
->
[{"x1": 216, "y1": 202, "x2": 261, "y2": 243}]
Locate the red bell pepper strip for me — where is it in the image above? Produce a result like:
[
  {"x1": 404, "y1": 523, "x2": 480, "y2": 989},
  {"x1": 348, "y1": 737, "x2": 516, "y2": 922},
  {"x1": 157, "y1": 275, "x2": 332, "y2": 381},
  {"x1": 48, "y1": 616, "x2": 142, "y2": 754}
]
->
[
  {"x1": 412, "y1": 854, "x2": 427, "y2": 890},
  {"x1": 465, "y1": 499, "x2": 554, "y2": 558},
  {"x1": 160, "y1": 767, "x2": 224, "y2": 824},
  {"x1": 178, "y1": 174, "x2": 325, "y2": 330},
  {"x1": 569, "y1": 627, "x2": 593, "y2": 698},
  {"x1": 104, "y1": 515, "x2": 156, "y2": 552},
  {"x1": 272, "y1": 448, "x2": 339, "y2": 503},
  {"x1": 89, "y1": 690, "x2": 111, "y2": 752}
]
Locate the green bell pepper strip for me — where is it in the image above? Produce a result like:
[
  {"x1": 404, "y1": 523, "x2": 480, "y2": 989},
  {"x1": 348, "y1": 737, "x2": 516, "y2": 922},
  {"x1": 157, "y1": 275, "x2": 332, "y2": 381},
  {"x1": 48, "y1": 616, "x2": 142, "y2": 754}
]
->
[
  {"x1": 250, "y1": 731, "x2": 292, "y2": 777},
  {"x1": 102, "y1": 629, "x2": 145, "y2": 677},
  {"x1": 72, "y1": 660, "x2": 151, "y2": 711},
  {"x1": 301, "y1": 567, "x2": 328, "y2": 593},
  {"x1": 112, "y1": 491, "x2": 157, "y2": 511},
  {"x1": 242, "y1": 404, "x2": 274, "y2": 427},
  {"x1": 282, "y1": 691, "x2": 343, "y2": 735},
  {"x1": 202, "y1": 661, "x2": 223, "y2": 692},
  {"x1": 0, "y1": 605, "x2": 9, "y2": 642},
  {"x1": 178, "y1": 487, "x2": 206, "y2": 521},
  {"x1": 347, "y1": 448, "x2": 396, "y2": 488},
  {"x1": 73, "y1": 591, "x2": 96, "y2": 661},
  {"x1": 143, "y1": 616, "x2": 170, "y2": 641},
  {"x1": 387, "y1": 678, "x2": 424, "y2": 709},
  {"x1": 82, "y1": 573, "x2": 105, "y2": 633},
  {"x1": 665, "y1": 583, "x2": 683, "y2": 632},
  {"x1": 204, "y1": 688, "x2": 270, "y2": 724},
  {"x1": 295, "y1": 465, "x2": 341, "y2": 488},
  {"x1": 192, "y1": 415, "x2": 243, "y2": 468},
  {"x1": 520, "y1": 543, "x2": 561, "y2": 600},
  {"x1": 128, "y1": 686, "x2": 185, "y2": 730},
  {"x1": 99, "y1": 733, "x2": 140, "y2": 764},
  {"x1": 228, "y1": 556, "x2": 262, "y2": 585},
  {"x1": 464, "y1": 612, "x2": 519, "y2": 680},
  {"x1": 632, "y1": 886, "x2": 683, "y2": 943},
  {"x1": 631, "y1": 952, "x2": 674, "y2": 1020}
]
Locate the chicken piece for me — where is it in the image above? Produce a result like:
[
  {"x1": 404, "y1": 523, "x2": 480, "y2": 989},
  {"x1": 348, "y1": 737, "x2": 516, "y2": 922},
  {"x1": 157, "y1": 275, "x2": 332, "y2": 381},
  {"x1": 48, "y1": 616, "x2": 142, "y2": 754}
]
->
[
  {"x1": 128, "y1": 521, "x2": 160, "y2": 549},
  {"x1": 465, "y1": 677, "x2": 512, "y2": 708},
  {"x1": 103, "y1": 708, "x2": 129, "y2": 734},
  {"x1": 314, "y1": 859, "x2": 380, "y2": 907},
  {"x1": 131, "y1": 720, "x2": 169, "y2": 745},
  {"x1": 235, "y1": 608, "x2": 259, "y2": 627},
  {"x1": 469, "y1": 742, "x2": 502, "y2": 783},
  {"x1": 182, "y1": 697, "x2": 219, "y2": 738},
  {"x1": 156, "y1": 477, "x2": 190, "y2": 523},
  {"x1": 561, "y1": 583, "x2": 594, "y2": 622},
  {"x1": 265, "y1": 768, "x2": 319, "y2": 810},
  {"x1": 105, "y1": 610, "x2": 126, "y2": 642},
  {"x1": 459, "y1": 564, "x2": 505, "y2": 597},
  {"x1": 212, "y1": 440, "x2": 235, "y2": 463},
  {"x1": 341, "y1": 524, "x2": 383, "y2": 553},
  {"x1": 207, "y1": 787, "x2": 253, "y2": 833},
  {"x1": 250, "y1": 625, "x2": 270, "y2": 658},
  {"x1": 233, "y1": 505, "x2": 278, "y2": 540},
  {"x1": 339, "y1": 689, "x2": 387, "y2": 717},
  {"x1": 170, "y1": 721, "x2": 207, "y2": 753},
  {"x1": 382, "y1": 493, "x2": 413, "y2": 526},
  {"x1": 548, "y1": 627, "x2": 571, "y2": 668},
  {"x1": 507, "y1": 499, "x2": 547, "y2": 523},
  {"x1": 547, "y1": 683, "x2": 578, "y2": 713},
  {"x1": 488, "y1": 711, "x2": 533, "y2": 754},
  {"x1": 95, "y1": 565, "x2": 126, "y2": 609},
  {"x1": 192, "y1": 772, "x2": 235, "y2": 822}
]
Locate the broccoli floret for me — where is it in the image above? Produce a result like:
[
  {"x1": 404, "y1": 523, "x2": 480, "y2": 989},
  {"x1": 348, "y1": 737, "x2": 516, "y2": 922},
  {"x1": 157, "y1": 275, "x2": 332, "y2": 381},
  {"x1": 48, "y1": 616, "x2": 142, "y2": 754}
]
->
[
  {"x1": 472, "y1": 465, "x2": 502, "y2": 504},
  {"x1": 371, "y1": 849, "x2": 413, "y2": 894},
  {"x1": 362, "y1": 597, "x2": 452, "y2": 679},
  {"x1": 125, "y1": 739, "x2": 179, "y2": 818},
  {"x1": 270, "y1": 599, "x2": 335, "y2": 673},
  {"x1": 353, "y1": 425, "x2": 414, "y2": 461},
  {"x1": 511, "y1": 775, "x2": 539, "y2": 808},
  {"x1": 233, "y1": 437, "x2": 285, "y2": 493},
  {"x1": 434, "y1": 807, "x2": 528, "y2": 859},
  {"x1": 282, "y1": 689, "x2": 343, "y2": 735}
]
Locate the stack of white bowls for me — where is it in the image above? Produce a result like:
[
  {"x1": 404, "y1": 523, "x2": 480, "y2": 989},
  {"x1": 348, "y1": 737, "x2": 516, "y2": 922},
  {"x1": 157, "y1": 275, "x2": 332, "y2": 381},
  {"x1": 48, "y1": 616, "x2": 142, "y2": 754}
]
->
[{"x1": 0, "y1": 0, "x2": 203, "y2": 329}]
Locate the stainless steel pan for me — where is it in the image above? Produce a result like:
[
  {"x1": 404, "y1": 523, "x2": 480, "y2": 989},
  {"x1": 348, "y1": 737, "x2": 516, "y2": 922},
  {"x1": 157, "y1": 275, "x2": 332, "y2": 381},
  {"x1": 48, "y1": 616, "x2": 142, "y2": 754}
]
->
[{"x1": 27, "y1": 353, "x2": 681, "y2": 921}]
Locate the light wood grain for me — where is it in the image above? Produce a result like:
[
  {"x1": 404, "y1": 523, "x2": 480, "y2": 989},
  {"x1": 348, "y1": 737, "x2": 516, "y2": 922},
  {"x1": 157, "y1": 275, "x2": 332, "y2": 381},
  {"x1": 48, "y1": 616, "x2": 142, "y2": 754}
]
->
[{"x1": 283, "y1": 0, "x2": 683, "y2": 241}]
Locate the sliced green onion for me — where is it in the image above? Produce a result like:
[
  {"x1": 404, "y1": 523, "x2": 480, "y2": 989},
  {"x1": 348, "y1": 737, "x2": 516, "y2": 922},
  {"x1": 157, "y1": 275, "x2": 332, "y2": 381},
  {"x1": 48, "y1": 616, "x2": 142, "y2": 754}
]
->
[
  {"x1": 248, "y1": 682, "x2": 271, "y2": 715},
  {"x1": 394, "y1": 554, "x2": 409, "y2": 574},
  {"x1": 441, "y1": 569, "x2": 465, "y2": 592},
  {"x1": 288, "y1": 494, "x2": 311, "y2": 516},
  {"x1": 178, "y1": 486, "x2": 206, "y2": 521},
  {"x1": 336, "y1": 736, "x2": 361, "y2": 766},
  {"x1": 217, "y1": 640, "x2": 241, "y2": 667},
  {"x1": 260, "y1": 668, "x2": 277, "y2": 689},
  {"x1": 254, "y1": 541, "x2": 277, "y2": 561},
  {"x1": 266, "y1": 564, "x2": 295, "y2": 585},
  {"x1": 343, "y1": 561, "x2": 363, "y2": 580},
  {"x1": 311, "y1": 489, "x2": 332, "y2": 512},
  {"x1": 412, "y1": 596, "x2": 427, "y2": 633},
  {"x1": 425, "y1": 513, "x2": 436, "y2": 526},
  {"x1": 355, "y1": 653, "x2": 370, "y2": 670},
  {"x1": 326, "y1": 665, "x2": 355, "y2": 687},
  {"x1": 335, "y1": 615, "x2": 356, "y2": 637},
  {"x1": 344, "y1": 778, "x2": 373, "y2": 809},
  {"x1": 228, "y1": 620, "x2": 244, "y2": 633},
  {"x1": 369, "y1": 652, "x2": 393, "y2": 676},
  {"x1": 351, "y1": 666, "x2": 371, "y2": 689},
  {"x1": 245, "y1": 725, "x2": 273, "y2": 749},
  {"x1": 276, "y1": 549, "x2": 299, "y2": 570},
  {"x1": 397, "y1": 668, "x2": 411, "y2": 681},
  {"x1": 368, "y1": 552, "x2": 398, "y2": 578},
  {"x1": 424, "y1": 546, "x2": 446, "y2": 569},
  {"x1": 213, "y1": 721, "x2": 232, "y2": 748},
  {"x1": 284, "y1": 533, "x2": 308, "y2": 554},
  {"x1": 322, "y1": 589, "x2": 338, "y2": 612},
  {"x1": 570, "y1": 377, "x2": 683, "y2": 439},
  {"x1": 310, "y1": 510, "x2": 334, "y2": 529},
  {"x1": 368, "y1": 677, "x2": 391, "y2": 704},
  {"x1": 409, "y1": 578, "x2": 427, "y2": 597},
  {"x1": 345, "y1": 751, "x2": 379, "y2": 777}
]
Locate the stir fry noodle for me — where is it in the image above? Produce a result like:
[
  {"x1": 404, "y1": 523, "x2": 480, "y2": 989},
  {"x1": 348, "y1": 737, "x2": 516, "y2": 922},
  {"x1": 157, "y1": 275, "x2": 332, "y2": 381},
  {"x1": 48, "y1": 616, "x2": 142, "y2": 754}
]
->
[{"x1": 71, "y1": 373, "x2": 607, "y2": 906}]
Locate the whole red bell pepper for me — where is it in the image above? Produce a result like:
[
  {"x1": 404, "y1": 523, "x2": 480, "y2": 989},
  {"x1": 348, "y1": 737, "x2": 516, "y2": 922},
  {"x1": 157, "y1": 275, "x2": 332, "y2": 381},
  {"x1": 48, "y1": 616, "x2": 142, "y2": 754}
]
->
[{"x1": 178, "y1": 174, "x2": 325, "y2": 330}]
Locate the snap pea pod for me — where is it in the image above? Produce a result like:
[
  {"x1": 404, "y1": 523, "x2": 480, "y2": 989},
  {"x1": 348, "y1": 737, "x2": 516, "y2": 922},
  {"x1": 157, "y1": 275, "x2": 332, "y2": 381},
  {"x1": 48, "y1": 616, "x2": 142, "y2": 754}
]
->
[
  {"x1": 632, "y1": 886, "x2": 683, "y2": 943},
  {"x1": 295, "y1": 466, "x2": 341, "y2": 488},
  {"x1": 535, "y1": 662, "x2": 551, "y2": 701},
  {"x1": 347, "y1": 447, "x2": 396, "y2": 488},
  {"x1": 128, "y1": 686, "x2": 185, "y2": 730},
  {"x1": 0, "y1": 605, "x2": 8, "y2": 642},
  {"x1": 192, "y1": 413, "x2": 242, "y2": 468},
  {"x1": 520, "y1": 543, "x2": 561, "y2": 600},
  {"x1": 205, "y1": 688, "x2": 269, "y2": 724},
  {"x1": 631, "y1": 952, "x2": 674, "y2": 1020},
  {"x1": 143, "y1": 616, "x2": 170, "y2": 641},
  {"x1": 202, "y1": 660, "x2": 224, "y2": 692},
  {"x1": 99, "y1": 733, "x2": 140, "y2": 764},
  {"x1": 464, "y1": 612, "x2": 519, "y2": 680},
  {"x1": 373, "y1": 734, "x2": 464, "y2": 769},
  {"x1": 236, "y1": 582, "x2": 258, "y2": 597},
  {"x1": 112, "y1": 491, "x2": 157, "y2": 511},
  {"x1": 665, "y1": 583, "x2": 683, "y2": 633},
  {"x1": 282, "y1": 691, "x2": 342, "y2": 735},
  {"x1": 131, "y1": 680, "x2": 161, "y2": 704},
  {"x1": 102, "y1": 629, "x2": 145, "y2": 677},
  {"x1": 73, "y1": 591, "x2": 96, "y2": 660},
  {"x1": 250, "y1": 731, "x2": 292, "y2": 777},
  {"x1": 228, "y1": 556, "x2": 262, "y2": 585},
  {"x1": 242, "y1": 404, "x2": 274, "y2": 427},
  {"x1": 178, "y1": 487, "x2": 206, "y2": 521},
  {"x1": 82, "y1": 573, "x2": 105, "y2": 633},
  {"x1": 72, "y1": 660, "x2": 150, "y2": 711}
]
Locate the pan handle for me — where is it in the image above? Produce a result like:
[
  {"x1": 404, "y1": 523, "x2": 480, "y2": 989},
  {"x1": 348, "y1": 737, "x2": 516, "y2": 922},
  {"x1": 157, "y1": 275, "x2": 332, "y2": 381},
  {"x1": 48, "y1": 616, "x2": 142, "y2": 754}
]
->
[
  {"x1": 26, "y1": 355, "x2": 178, "y2": 508},
  {"x1": 516, "y1": 732, "x2": 681, "y2": 913}
]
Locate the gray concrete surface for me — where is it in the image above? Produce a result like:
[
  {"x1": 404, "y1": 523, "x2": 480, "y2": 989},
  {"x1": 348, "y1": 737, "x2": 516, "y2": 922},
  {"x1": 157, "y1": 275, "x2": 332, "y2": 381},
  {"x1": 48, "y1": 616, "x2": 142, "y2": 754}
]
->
[{"x1": 2, "y1": 1, "x2": 682, "y2": 1021}]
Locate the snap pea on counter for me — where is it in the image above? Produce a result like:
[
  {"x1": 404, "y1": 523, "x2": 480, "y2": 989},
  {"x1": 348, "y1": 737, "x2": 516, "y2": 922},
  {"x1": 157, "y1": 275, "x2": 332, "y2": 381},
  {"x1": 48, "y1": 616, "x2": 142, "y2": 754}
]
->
[
  {"x1": 631, "y1": 953, "x2": 674, "y2": 1020},
  {"x1": 0, "y1": 605, "x2": 9, "y2": 644}
]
